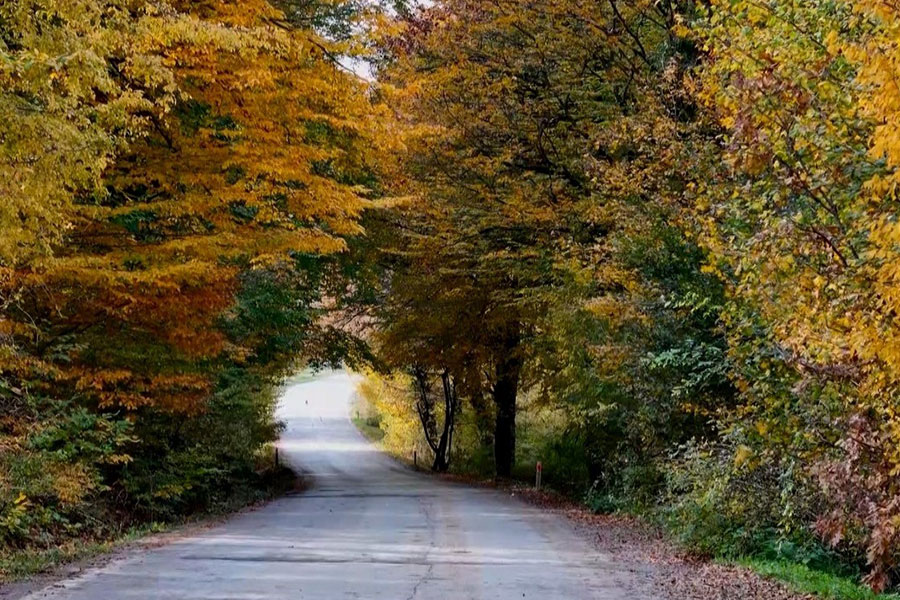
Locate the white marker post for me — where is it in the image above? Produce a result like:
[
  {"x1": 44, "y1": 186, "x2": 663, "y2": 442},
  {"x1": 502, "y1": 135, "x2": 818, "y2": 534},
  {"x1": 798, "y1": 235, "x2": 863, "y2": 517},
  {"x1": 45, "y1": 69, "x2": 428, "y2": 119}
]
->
[{"x1": 535, "y1": 461, "x2": 542, "y2": 491}]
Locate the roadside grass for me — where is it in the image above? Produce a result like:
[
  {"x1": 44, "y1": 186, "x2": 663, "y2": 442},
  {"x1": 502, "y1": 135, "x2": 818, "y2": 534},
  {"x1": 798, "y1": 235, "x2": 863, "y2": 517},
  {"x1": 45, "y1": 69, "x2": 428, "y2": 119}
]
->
[
  {"x1": 349, "y1": 390, "x2": 385, "y2": 444},
  {"x1": 352, "y1": 416, "x2": 385, "y2": 443},
  {"x1": 0, "y1": 465, "x2": 298, "y2": 585},
  {"x1": 734, "y1": 558, "x2": 900, "y2": 600},
  {"x1": 0, "y1": 523, "x2": 167, "y2": 583},
  {"x1": 283, "y1": 368, "x2": 321, "y2": 387}
]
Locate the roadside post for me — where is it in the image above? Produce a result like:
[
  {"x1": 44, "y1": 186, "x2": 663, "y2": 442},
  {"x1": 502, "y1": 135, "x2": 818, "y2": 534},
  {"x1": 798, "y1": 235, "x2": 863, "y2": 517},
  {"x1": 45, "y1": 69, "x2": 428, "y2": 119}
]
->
[
  {"x1": 275, "y1": 446, "x2": 279, "y2": 468},
  {"x1": 535, "y1": 461, "x2": 542, "y2": 491},
  {"x1": 414, "y1": 450, "x2": 418, "y2": 470}
]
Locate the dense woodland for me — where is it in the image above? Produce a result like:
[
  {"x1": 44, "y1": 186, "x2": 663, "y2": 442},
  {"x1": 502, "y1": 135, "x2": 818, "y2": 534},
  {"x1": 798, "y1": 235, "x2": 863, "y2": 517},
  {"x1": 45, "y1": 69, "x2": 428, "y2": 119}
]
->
[
  {"x1": 5, "y1": 0, "x2": 900, "y2": 593},
  {"x1": 0, "y1": 0, "x2": 385, "y2": 576}
]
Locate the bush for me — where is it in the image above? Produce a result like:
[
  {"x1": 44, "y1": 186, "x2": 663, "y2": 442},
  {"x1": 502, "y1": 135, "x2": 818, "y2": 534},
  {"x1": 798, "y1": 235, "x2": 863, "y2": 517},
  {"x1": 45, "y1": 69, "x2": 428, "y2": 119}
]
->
[
  {"x1": 659, "y1": 438, "x2": 855, "y2": 574},
  {"x1": 586, "y1": 463, "x2": 664, "y2": 514},
  {"x1": 1, "y1": 395, "x2": 133, "y2": 551}
]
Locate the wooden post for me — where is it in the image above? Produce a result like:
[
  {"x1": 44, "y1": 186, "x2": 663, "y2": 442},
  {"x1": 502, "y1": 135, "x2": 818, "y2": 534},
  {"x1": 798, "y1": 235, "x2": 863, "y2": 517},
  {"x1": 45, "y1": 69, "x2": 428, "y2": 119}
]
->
[
  {"x1": 535, "y1": 461, "x2": 542, "y2": 491},
  {"x1": 414, "y1": 450, "x2": 418, "y2": 470}
]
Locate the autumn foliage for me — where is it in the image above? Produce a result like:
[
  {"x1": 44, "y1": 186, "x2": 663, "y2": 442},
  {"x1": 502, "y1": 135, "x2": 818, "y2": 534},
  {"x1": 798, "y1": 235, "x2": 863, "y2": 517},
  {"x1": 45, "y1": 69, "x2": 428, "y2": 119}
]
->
[
  {"x1": 363, "y1": 0, "x2": 900, "y2": 591},
  {"x1": 1, "y1": 0, "x2": 383, "y2": 569},
  {"x1": 8, "y1": 0, "x2": 900, "y2": 593}
]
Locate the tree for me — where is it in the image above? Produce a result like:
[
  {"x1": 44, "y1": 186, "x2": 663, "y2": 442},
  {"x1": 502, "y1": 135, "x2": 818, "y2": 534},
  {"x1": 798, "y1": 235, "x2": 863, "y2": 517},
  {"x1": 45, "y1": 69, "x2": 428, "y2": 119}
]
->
[
  {"x1": 1, "y1": 0, "x2": 389, "y2": 551},
  {"x1": 5, "y1": 0, "x2": 385, "y2": 411},
  {"x1": 411, "y1": 367, "x2": 459, "y2": 472},
  {"x1": 692, "y1": 0, "x2": 900, "y2": 587},
  {"x1": 0, "y1": 0, "x2": 175, "y2": 267},
  {"x1": 377, "y1": 0, "x2": 725, "y2": 482}
]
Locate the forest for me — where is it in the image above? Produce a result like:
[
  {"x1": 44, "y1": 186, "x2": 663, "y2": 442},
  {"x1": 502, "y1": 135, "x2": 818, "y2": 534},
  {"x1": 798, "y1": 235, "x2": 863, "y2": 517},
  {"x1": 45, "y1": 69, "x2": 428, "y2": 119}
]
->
[{"x1": 4, "y1": 0, "x2": 900, "y2": 594}]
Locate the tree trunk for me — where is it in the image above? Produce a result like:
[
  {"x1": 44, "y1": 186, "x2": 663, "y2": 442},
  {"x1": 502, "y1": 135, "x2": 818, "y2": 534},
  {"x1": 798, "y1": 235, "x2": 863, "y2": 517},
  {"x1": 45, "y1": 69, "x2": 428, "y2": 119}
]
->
[
  {"x1": 431, "y1": 436, "x2": 449, "y2": 472},
  {"x1": 492, "y1": 324, "x2": 523, "y2": 479},
  {"x1": 465, "y1": 370, "x2": 494, "y2": 449},
  {"x1": 413, "y1": 367, "x2": 458, "y2": 473},
  {"x1": 432, "y1": 371, "x2": 459, "y2": 472}
]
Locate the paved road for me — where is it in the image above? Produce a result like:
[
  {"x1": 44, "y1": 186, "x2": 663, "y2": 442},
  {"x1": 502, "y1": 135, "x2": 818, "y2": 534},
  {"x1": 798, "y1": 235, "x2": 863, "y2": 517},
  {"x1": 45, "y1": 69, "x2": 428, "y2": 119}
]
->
[{"x1": 21, "y1": 371, "x2": 645, "y2": 599}]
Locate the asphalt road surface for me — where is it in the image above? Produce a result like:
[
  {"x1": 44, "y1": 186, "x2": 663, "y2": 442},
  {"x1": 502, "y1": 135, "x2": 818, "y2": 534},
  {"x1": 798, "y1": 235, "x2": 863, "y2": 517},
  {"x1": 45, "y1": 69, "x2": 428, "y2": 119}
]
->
[{"x1": 19, "y1": 371, "x2": 645, "y2": 599}]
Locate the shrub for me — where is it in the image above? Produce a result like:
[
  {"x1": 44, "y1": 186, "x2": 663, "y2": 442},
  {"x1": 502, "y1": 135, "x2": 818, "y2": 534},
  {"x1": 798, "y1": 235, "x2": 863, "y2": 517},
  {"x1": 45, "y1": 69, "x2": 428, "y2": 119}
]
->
[{"x1": 660, "y1": 437, "x2": 855, "y2": 574}]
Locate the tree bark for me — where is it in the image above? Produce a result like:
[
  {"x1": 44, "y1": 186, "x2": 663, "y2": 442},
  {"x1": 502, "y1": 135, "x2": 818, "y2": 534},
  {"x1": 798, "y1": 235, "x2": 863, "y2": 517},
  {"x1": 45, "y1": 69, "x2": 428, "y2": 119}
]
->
[
  {"x1": 463, "y1": 363, "x2": 494, "y2": 449},
  {"x1": 413, "y1": 366, "x2": 458, "y2": 473},
  {"x1": 430, "y1": 371, "x2": 458, "y2": 472},
  {"x1": 492, "y1": 324, "x2": 523, "y2": 479}
]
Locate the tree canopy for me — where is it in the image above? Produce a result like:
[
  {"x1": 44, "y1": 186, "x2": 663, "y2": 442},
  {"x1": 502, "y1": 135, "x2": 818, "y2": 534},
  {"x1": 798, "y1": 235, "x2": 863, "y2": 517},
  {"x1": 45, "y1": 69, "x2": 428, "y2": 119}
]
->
[
  {"x1": 1, "y1": 0, "x2": 386, "y2": 563},
  {"x1": 7, "y1": 0, "x2": 900, "y2": 592}
]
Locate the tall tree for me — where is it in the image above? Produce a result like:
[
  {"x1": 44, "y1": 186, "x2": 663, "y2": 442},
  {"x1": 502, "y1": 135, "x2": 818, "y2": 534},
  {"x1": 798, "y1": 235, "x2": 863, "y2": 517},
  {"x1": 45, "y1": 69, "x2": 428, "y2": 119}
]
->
[
  {"x1": 0, "y1": 0, "x2": 175, "y2": 267},
  {"x1": 4, "y1": 0, "x2": 385, "y2": 411},
  {"x1": 377, "y1": 0, "x2": 724, "y2": 481},
  {"x1": 692, "y1": 0, "x2": 900, "y2": 587},
  {"x1": 1, "y1": 0, "x2": 389, "y2": 550}
]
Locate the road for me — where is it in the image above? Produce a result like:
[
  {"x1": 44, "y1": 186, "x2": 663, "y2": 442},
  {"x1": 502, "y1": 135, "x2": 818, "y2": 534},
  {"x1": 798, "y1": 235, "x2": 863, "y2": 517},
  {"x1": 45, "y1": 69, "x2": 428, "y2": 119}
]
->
[{"x1": 20, "y1": 371, "x2": 648, "y2": 599}]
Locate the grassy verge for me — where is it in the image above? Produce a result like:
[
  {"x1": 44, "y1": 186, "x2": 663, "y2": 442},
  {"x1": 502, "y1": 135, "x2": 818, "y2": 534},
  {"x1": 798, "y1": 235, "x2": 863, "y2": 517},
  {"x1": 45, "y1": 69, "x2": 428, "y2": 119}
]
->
[
  {"x1": 283, "y1": 368, "x2": 321, "y2": 386},
  {"x1": 735, "y1": 558, "x2": 900, "y2": 600},
  {"x1": 0, "y1": 523, "x2": 167, "y2": 583},
  {"x1": 0, "y1": 465, "x2": 297, "y2": 584},
  {"x1": 352, "y1": 416, "x2": 385, "y2": 443}
]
